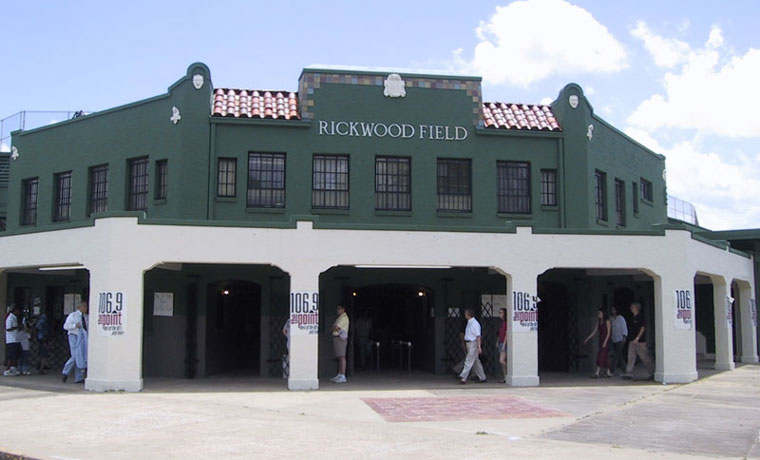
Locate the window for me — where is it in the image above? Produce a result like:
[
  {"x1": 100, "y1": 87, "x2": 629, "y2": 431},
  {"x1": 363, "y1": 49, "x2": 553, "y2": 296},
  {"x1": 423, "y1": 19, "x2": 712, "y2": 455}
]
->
[
  {"x1": 375, "y1": 156, "x2": 411, "y2": 211},
  {"x1": 312, "y1": 154, "x2": 349, "y2": 209},
  {"x1": 632, "y1": 182, "x2": 639, "y2": 215},
  {"x1": 640, "y1": 178, "x2": 653, "y2": 201},
  {"x1": 540, "y1": 169, "x2": 557, "y2": 206},
  {"x1": 89, "y1": 164, "x2": 109, "y2": 215},
  {"x1": 155, "y1": 160, "x2": 168, "y2": 200},
  {"x1": 127, "y1": 157, "x2": 149, "y2": 211},
  {"x1": 615, "y1": 179, "x2": 625, "y2": 227},
  {"x1": 53, "y1": 171, "x2": 72, "y2": 222},
  {"x1": 594, "y1": 170, "x2": 607, "y2": 221},
  {"x1": 248, "y1": 152, "x2": 286, "y2": 208},
  {"x1": 217, "y1": 158, "x2": 237, "y2": 197},
  {"x1": 497, "y1": 161, "x2": 531, "y2": 214},
  {"x1": 437, "y1": 158, "x2": 471, "y2": 212},
  {"x1": 22, "y1": 178, "x2": 39, "y2": 226}
]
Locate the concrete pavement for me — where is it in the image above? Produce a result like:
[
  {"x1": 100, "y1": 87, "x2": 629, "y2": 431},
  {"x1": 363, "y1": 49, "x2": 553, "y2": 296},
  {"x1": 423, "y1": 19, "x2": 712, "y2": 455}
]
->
[{"x1": 0, "y1": 365, "x2": 758, "y2": 460}]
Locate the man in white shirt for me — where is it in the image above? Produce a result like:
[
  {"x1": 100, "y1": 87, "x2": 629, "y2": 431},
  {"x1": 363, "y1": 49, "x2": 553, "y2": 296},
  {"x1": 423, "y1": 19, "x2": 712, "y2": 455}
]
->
[
  {"x1": 458, "y1": 309, "x2": 486, "y2": 384},
  {"x1": 4, "y1": 305, "x2": 22, "y2": 376},
  {"x1": 609, "y1": 305, "x2": 628, "y2": 375},
  {"x1": 62, "y1": 298, "x2": 88, "y2": 383}
]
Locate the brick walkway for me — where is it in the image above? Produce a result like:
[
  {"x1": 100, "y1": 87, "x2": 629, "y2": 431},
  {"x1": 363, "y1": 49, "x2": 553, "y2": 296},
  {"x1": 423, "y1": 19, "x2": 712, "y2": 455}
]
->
[{"x1": 362, "y1": 395, "x2": 568, "y2": 422}]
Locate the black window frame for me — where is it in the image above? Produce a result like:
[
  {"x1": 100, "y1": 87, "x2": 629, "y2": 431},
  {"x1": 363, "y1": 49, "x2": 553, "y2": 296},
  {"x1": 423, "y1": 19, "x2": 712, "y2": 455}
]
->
[
  {"x1": 53, "y1": 170, "x2": 72, "y2": 222},
  {"x1": 155, "y1": 159, "x2": 168, "y2": 201},
  {"x1": 436, "y1": 158, "x2": 472, "y2": 212},
  {"x1": 88, "y1": 164, "x2": 109, "y2": 215},
  {"x1": 217, "y1": 157, "x2": 237, "y2": 198},
  {"x1": 21, "y1": 177, "x2": 39, "y2": 226},
  {"x1": 497, "y1": 161, "x2": 531, "y2": 214},
  {"x1": 595, "y1": 170, "x2": 607, "y2": 221},
  {"x1": 640, "y1": 178, "x2": 653, "y2": 202},
  {"x1": 127, "y1": 157, "x2": 149, "y2": 211},
  {"x1": 312, "y1": 154, "x2": 350, "y2": 210},
  {"x1": 247, "y1": 152, "x2": 286, "y2": 208},
  {"x1": 614, "y1": 178, "x2": 625, "y2": 227},
  {"x1": 540, "y1": 169, "x2": 558, "y2": 207},
  {"x1": 375, "y1": 156, "x2": 411, "y2": 211}
]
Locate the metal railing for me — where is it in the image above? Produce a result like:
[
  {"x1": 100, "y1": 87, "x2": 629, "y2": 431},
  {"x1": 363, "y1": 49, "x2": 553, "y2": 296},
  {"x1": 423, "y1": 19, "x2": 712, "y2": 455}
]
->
[
  {"x1": 667, "y1": 195, "x2": 699, "y2": 226},
  {"x1": 1, "y1": 111, "x2": 88, "y2": 151}
]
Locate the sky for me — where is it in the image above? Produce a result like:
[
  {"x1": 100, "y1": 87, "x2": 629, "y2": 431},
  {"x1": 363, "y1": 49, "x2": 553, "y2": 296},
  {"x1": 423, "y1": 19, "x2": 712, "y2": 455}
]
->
[{"x1": 2, "y1": 0, "x2": 759, "y2": 230}]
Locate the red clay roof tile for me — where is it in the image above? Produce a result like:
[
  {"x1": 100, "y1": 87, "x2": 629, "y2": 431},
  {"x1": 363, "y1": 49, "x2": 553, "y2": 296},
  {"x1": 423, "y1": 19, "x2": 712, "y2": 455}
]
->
[
  {"x1": 212, "y1": 88, "x2": 299, "y2": 120},
  {"x1": 482, "y1": 102, "x2": 561, "y2": 131}
]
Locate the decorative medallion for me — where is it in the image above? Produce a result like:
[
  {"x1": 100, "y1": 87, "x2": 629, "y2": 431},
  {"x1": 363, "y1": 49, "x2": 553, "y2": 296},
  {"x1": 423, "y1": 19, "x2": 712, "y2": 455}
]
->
[
  {"x1": 170, "y1": 106, "x2": 182, "y2": 125},
  {"x1": 586, "y1": 124, "x2": 594, "y2": 140},
  {"x1": 568, "y1": 94, "x2": 579, "y2": 109},
  {"x1": 10, "y1": 146, "x2": 19, "y2": 160},
  {"x1": 192, "y1": 74, "x2": 204, "y2": 90},
  {"x1": 383, "y1": 74, "x2": 406, "y2": 98}
]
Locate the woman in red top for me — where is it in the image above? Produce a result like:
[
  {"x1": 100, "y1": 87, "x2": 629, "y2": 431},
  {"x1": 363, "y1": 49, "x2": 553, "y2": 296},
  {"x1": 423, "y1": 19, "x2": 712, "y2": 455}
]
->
[
  {"x1": 583, "y1": 308, "x2": 612, "y2": 378},
  {"x1": 498, "y1": 308, "x2": 507, "y2": 383}
]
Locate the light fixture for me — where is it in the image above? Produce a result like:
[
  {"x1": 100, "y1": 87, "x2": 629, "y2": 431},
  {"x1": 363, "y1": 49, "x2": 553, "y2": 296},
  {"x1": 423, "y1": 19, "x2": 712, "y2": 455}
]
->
[
  {"x1": 417, "y1": 290, "x2": 425, "y2": 297},
  {"x1": 352, "y1": 291, "x2": 357, "y2": 297},
  {"x1": 222, "y1": 289, "x2": 230, "y2": 296},
  {"x1": 38, "y1": 265, "x2": 85, "y2": 271}
]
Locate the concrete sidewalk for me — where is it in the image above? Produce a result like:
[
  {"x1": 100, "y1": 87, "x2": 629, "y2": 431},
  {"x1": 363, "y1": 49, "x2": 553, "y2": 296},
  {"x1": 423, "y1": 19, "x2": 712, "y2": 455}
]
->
[{"x1": 0, "y1": 365, "x2": 758, "y2": 460}]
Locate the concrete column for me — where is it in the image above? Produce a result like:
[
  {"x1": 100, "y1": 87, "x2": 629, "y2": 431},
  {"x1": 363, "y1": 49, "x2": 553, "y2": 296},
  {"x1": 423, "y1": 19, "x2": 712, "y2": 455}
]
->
[
  {"x1": 737, "y1": 282, "x2": 759, "y2": 363},
  {"x1": 711, "y1": 276, "x2": 735, "y2": 371},
  {"x1": 285, "y1": 265, "x2": 320, "y2": 391},
  {"x1": 85, "y1": 264, "x2": 145, "y2": 392},
  {"x1": 502, "y1": 268, "x2": 539, "y2": 387},
  {"x1": 653, "y1": 271, "x2": 698, "y2": 383}
]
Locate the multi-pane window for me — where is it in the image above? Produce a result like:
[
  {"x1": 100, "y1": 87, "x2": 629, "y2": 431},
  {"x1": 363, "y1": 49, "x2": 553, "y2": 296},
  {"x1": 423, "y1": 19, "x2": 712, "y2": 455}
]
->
[
  {"x1": 53, "y1": 171, "x2": 72, "y2": 222},
  {"x1": 375, "y1": 156, "x2": 411, "y2": 211},
  {"x1": 312, "y1": 154, "x2": 349, "y2": 209},
  {"x1": 217, "y1": 158, "x2": 237, "y2": 197},
  {"x1": 155, "y1": 160, "x2": 168, "y2": 200},
  {"x1": 632, "y1": 182, "x2": 639, "y2": 215},
  {"x1": 89, "y1": 165, "x2": 108, "y2": 215},
  {"x1": 540, "y1": 169, "x2": 557, "y2": 206},
  {"x1": 127, "y1": 157, "x2": 149, "y2": 211},
  {"x1": 437, "y1": 158, "x2": 471, "y2": 212},
  {"x1": 248, "y1": 152, "x2": 286, "y2": 208},
  {"x1": 640, "y1": 178, "x2": 653, "y2": 201},
  {"x1": 615, "y1": 178, "x2": 625, "y2": 227},
  {"x1": 22, "y1": 178, "x2": 39, "y2": 226},
  {"x1": 595, "y1": 170, "x2": 607, "y2": 221},
  {"x1": 497, "y1": 161, "x2": 531, "y2": 214}
]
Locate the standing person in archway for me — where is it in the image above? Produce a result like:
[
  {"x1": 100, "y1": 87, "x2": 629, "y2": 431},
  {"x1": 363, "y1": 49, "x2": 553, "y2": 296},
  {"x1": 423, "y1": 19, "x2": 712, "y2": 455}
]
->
[
  {"x1": 459, "y1": 309, "x2": 486, "y2": 384},
  {"x1": 623, "y1": 302, "x2": 654, "y2": 380},
  {"x1": 584, "y1": 308, "x2": 613, "y2": 378},
  {"x1": 609, "y1": 305, "x2": 628, "y2": 376},
  {"x1": 497, "y1": 308, "x2": 508, "y2": 383},
  {"x1": 62, "y1": 297, "x2": 88, "y2": 384},
  {"x1": 330, "y1": 305, "x2": 349, "y2": 384}
]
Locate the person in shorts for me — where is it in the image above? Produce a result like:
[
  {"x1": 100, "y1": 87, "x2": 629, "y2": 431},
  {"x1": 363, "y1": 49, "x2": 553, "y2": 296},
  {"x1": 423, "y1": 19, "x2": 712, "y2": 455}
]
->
[
  {"x1": 4, "y1": 305, "x2": 22, "y2": 376},
  {"x1": 330, "y1": 305, "x2": 349, "y2": 384}
]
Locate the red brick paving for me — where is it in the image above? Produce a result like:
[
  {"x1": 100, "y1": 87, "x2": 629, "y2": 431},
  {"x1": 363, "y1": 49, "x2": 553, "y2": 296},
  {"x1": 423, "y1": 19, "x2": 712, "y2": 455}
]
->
[{"x1": 362, "y1": 396, "x2": 568, "y2": 423}]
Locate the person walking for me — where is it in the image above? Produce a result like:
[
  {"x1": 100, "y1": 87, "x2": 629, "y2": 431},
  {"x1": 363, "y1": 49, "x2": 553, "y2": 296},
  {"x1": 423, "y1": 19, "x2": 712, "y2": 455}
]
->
[
  {"x1": 330, "y1": 305, "x2": 349, "y2": 384},
  {"x1": 62, "y1": 298, "x2": 88, "y2": 383},
  {"x1": 497, "y1": 308, "x2": 508, "y2": 383},
  {"x1": 583, "y1": 307, "x2": 613, "y2": 378},
  {"x1": 459, "y1": 309, "x2": 486, "y2": 384},
  {"x1": 622, "y1": 302, "x2": 654, "y2": 380},
  {"x1": 609, "y1": 305, "x2": 628, "y2": 375}
]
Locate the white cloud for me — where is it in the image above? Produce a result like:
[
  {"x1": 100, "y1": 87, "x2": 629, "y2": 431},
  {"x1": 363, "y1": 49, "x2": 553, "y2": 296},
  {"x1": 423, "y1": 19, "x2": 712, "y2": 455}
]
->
[
  {"x1": 539, "y1": 96, "x2": 553, "y2": 105},
  {"x1": 628, "y1": 24, "x2": 760, "y2": 137},
  {"x1": 626, "y1": 127, "x2": 760, "y2": 230},
  {"x1": 456, "y1": 0, "x2": 627, "y2": 87}
]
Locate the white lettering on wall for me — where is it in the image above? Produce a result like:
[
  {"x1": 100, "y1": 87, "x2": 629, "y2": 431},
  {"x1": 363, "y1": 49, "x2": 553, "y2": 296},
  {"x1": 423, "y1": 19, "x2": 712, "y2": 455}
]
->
[{"x1": 317, "y1": 120, "x2": 468, "y2": 141}]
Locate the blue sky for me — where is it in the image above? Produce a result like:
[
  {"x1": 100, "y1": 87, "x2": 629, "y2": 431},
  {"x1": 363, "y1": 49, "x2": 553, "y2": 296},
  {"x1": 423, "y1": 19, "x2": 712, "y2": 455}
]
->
[{"x1": 2, "y1": 0, "x2": 759, "y2": 230}]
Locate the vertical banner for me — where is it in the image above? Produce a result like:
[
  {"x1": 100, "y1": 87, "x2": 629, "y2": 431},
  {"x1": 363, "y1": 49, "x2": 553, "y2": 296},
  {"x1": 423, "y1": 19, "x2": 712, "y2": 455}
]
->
[
  {"x1": 512, "y1": 291, "x2": 538, "y2": 332},
  {"x1": 289, "y1": 291, "x2": 319, "y2": 335},
  {"x1": 96, "y1": 291, "x2": 126, "y2": 336},
  {"x1": 725, "y1": 296, "x2": 734, "y2": 328},
  {"x1": 673, "y1": 289, "x2": 693, "y2": 330}
]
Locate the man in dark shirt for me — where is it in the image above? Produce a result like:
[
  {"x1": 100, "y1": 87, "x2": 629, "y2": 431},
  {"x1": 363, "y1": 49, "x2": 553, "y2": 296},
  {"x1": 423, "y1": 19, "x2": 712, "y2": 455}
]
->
[{"x1": 622, "y1": 302, "x2": 654, "y2": 379}]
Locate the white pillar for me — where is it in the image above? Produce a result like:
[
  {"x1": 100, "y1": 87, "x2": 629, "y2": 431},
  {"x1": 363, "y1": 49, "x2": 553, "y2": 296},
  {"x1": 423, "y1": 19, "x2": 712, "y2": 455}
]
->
[
  {"x1": 712, "y1": 276, "x2": 735, "y2": 371},
  {"x1": 85, "y1": 263, "x2": 145, "y2": 392},
  {"x1": 738, "y1": 282, "x2": 759, "y2": 363},
  {"x1": 653, "y1": 271, "x2": 698, "y2": 383},
  {"x1": 503, "y1": 268, "x2": 539, "y2": 387},
  {"x1": 285, "y1": 265, "x2": 320, "y2": 391}
]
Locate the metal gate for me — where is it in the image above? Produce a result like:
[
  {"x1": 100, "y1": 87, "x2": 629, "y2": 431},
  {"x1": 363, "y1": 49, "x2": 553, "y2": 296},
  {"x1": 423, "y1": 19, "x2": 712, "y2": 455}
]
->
[{"x1": 267, "y1": 276, "x2": 289, "y2": 377}]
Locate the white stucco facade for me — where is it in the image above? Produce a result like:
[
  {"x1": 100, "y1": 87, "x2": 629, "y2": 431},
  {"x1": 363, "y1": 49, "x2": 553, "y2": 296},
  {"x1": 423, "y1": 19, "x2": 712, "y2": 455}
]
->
[{"x1": 0, "y1": 217, "x2": 756, "y2": 391}]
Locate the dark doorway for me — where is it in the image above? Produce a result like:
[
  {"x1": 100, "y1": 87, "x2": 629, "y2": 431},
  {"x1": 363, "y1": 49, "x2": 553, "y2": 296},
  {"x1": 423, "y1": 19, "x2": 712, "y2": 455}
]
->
[
  {"x1": 537, "y1": 281, "x2": 570, "y2": 372},
  {"x1": 205, "y1": 281, "x2": 261, "y2": 375},
  {"x1": 350, "y1": 284, "x2": 434, "y2": 374}
]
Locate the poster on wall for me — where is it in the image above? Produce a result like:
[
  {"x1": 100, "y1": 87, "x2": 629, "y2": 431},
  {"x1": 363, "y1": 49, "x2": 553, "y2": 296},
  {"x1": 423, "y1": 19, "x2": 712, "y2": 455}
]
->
[
  {"x1": 289, "y1": 291, "x2": 319, "y2": 335},
  {"x1": 153, "y1": 292, "x2": 174, "y2": 317},
  {"x1": 725, "y1": 296, "x2": 734, "y2": 328},
  {"x1": 480, "y1": 294, "x2": 507, "y2": 317},
  {"x1": 63, "y1": 294, "x2": 81, "y2": 315},
  {"x1": 96, "y1": 291, "x2": 126, "y2": 336},
  {"x1": 673, "y1": 289, "x2": 693, "y2": 330},
  {"x1": 751, "y1": 299, "x2": 757, "y2": 327},
  {"x1": 512, "y1": 291, "x2": 538, "y2": 332}
]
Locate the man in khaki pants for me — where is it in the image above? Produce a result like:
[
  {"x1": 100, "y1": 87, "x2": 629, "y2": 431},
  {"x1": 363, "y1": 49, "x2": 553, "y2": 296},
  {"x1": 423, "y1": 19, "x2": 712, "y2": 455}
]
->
[{"x1": 622, "y1": 302, "x2": 653, "y2": 380}]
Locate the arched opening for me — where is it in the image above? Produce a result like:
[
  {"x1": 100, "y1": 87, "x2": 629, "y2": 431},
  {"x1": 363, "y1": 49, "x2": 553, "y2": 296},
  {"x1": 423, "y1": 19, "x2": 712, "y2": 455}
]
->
[{"x1": 205, "y1": 280, "x2": 261, "y2": 375}]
